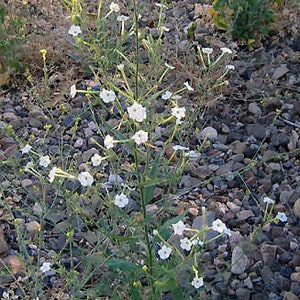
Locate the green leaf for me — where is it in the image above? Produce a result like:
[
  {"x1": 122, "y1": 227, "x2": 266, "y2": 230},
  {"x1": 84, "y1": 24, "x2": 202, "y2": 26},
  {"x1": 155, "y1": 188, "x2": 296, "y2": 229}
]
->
[{"x1": 106, "y1": 259, "x2": 138, "y2": 272}]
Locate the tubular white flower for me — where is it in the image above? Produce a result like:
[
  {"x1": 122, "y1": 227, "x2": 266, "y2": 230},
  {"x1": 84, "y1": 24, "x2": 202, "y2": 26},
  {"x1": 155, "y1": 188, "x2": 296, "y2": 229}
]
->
[
  {"x1": 158, "y1": 245, "x2": 172, "y2": 260},
  {"x1": 172, "y1": 220, "x2": 186, "y2": 235},
  {"x1": 263, "y1": 197, "x2": 275, "y2": 205},
  {"x1": 78, "y1": 171, "x2": 94, "y2": 187},
  {"x1": 70, "y1": 84, "x2": 77, "y2": 98},
  {"x1": 100, "y1": 89, "x2": 116, "y2": 103},
  {"x1": 171, "y1": 107, "x2": 186, "y2": 121},
  {"x1": 114, "y1": 193, "x2": 129, "y2": 208},
  {"x1": 68, "y1": 25, "x2": 82, "y2": 37},
  {"x1": 49, "y1": 167, "x2": 58, "y2": 183},
  {"x1": 109, "y1": 2, "x2": 120, "y2": 13},
  {"x1": 212, "y1": 219, "x2": 228, "y2": 234},
  {"x1": 91, "y1": 153, "x2": 103, "y2": 167},
  {"x1": 180, "y1": 237, "x2": 192, "y2": 251},
  {"x1": 104, "y1": 135, "x2": 115, "y2": 149},
  {"x1": 184, "y1": 81, "x2": 194, "y2": 91},
  {"x1": 191, "y1": 277, "x2": 204, "y2": 289},
  {"x1": 40, "y1": 262, "x2": 51, "y2": 273},
  {"x1": 131, "y1": 130, "x2": 148, "y2": 145},
  {"x1": 117, "y1": 15, "x2": 129, "y2": 22},
  {"x1": 202, "y1": 47, "x2": 213, "y2": 54},
  {"x1": 21, "y1": 144, "x2": 32, "y2": 154},
  {"x1": 220, "y1": 47, "x2": 233, "y2": 54},
  {"x1": 127, "y1": 103, "x2": 147, "y2": 122},
  {"x1": 39, "y1": 155, "x2": 51, "y2": 168},
  {"x1": 162, "y1": 91, "x2": 172, "y2": 100},
  {"x1": 275, "y1": 212, "x2": 287, "y2": 222}
]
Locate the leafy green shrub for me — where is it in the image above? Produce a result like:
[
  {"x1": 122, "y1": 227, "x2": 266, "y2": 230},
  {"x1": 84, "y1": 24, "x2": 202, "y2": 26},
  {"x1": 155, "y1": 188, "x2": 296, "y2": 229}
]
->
[
  {"x1": 0, "y1": 2, "x2": 25, "y2": 83},
  {"x1": 210, "y1": 0, "x2": 283, "y2": 41}
]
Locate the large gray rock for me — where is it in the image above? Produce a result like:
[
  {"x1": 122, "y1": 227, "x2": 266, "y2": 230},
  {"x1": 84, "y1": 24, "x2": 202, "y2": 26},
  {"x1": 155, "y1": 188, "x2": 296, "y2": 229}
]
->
[{"x1": 231, "y1": 245, "x2": 248, "y2": 275}]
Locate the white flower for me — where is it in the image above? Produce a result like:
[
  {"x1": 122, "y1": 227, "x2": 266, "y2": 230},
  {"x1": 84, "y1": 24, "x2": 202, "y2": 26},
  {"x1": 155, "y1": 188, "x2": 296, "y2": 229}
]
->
[
  {"x1": 24, "y1": 161, "x2": 34, "y2": 172},
  {"x1": 127, "y1": 103, "x2": 147, "y2": 122},
  {"x1": 192, "y1": 238, "x2": 204, "y2": 246},
  {"x1": 162, "y1": 91, "x2": 172, "y2": 100},
  {"x1": 117, "y1": 15, "x2": 129, "y2": 22},
  {"x1": 100, "y1": 88, "x2": 116, "y2": 103},
  {"x1": 184, "y1": 81, "x2": 194, "y2": 91},
  {"x1": 165, "y1": 63, "x2": 175, "y2": 70},
  {"x1": 68, "y1": 25, "x2": 82, "y2": 37},
  {"x1": 40, "y1": 262, "x2": 51, "y2": 273},
  {"x1": 91, "y1": 153, "x2": 103, "y2": 167},
  {"x1": 220, "y1": 47, "x2": 232, "y2": 54},
  {"x1": 70, "y1": 84, "x2": 77, "y2": 98},
  {"x1": 202, "y1": 47, "x2": 213, "y2": 54},
  {"x1": 160, "y1": 26, "x2": 170, "y2": 32},
  {"x1": 78, "y1": 171, "x2": 94, "y2": 187},
  {"x1": 39, "y1": 155, "x2": 51, "y2": 168},
  {"x1": 180, "y1": 237, "x2": 192, "y2": 251},
  {"x1": 172, "y1": 220, "x2": 186, "y2": 235},
  {"x1": 158, "y1": 245, "x2": 172, "y2": 260},
  {"x1": 183, "y1": 150, "x2": 201, "y2": 159},
  {"x1": 2, "y1": 291, "x2": 9, "y2": 299},
  {"x1": 21, "y1": 144, "x2": 32, "y2": 154},
  {"x1": 224, "y1": 227, "x2": 232, "y2": 236},
  {"x1": 212, "y1": 219, "x2": 228, "y2": 234},
  {"x1": 263, "y1": 197, "x2": 275, "y2": 205},
  {"x1": 117, "y1": 64, "x2": 124, "y2": 71},
  {"x1": 131, "y1": 130, "x2": 148, "y2": 145},
  {"x1": 49, "y1": 167, "x2": 58, "y2": 183},
  {"x1": 114, "y1": 193, "x2": 129, "y2": 208},
  {"x1": 225, "y1": 64, "x2": 235, "y2": 70},
  {"x1": 153, "y1": 229, "x2": 159, "y2": 236},
  {"x1": 109, "y1": 2, "x2": 120, "y2": 13},
  {"x1": 172, "y1": 145, "x2": 189, "y2": 151},
  {"x1": 191, "y1": 277, "x2": 204, "y2": 289},
  {"x1": 275, "y1": 212, "x2": 287, "y2": 222},
  {"x1": 104, "y1": 135, "x2": 115, "y2": 149},
  {"x1": 171, "y1": 107, "x2": 186, "y2": 121}
]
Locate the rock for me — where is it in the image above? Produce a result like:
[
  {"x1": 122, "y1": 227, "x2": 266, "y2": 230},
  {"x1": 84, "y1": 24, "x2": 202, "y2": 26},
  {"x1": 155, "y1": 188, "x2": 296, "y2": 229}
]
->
[
  {"x1": 293, "y1": 199, "x2": 300, "y2": 217},
  {"x1": 216, "y1": 161, "x2": 233, "y2": 176},
  {"x1": 246, "y1": 124, "x2": 267, "y2": 140},
  {"x1": 74, "y1": 137, "x2": 84, "y2": 148},
  {"x1": 227, "y1": 202, "x2": 241, "y2": 213},
  {"x1": 290, "y1": 282, "x2": 300, "y2": 295},
  {"x1": 3, "y1": 112, "x2": 18, "y2": 122},
  {"x1": 248, "y1": 103, "x2": 262, "y2": 115},
  {"x1": 231, "y1": 246, "x2": 248, "y2": 275},
  {"x1": 192, "y1": 211, "x2": 216, "y2": 229},
  {"x1": 230, "y1": 140, "x2": 247, "y2": 154},
  {"x1": 179, "y1": 175, "x2": 201, "y2": 189},
  {"x1": 200, "y1": 127, "x2": 218, "y2": 141},
  {"x1": 271, "y1": 132, "x2": 290, "y2": 147},
  {"x1": 21, "y1": 178, "x2": 33, "y2": 188},
  {"x1": 260, "y1": 244, "x2": 276, "y2": 266},
  {"x1": 190, "y1": 165, "x2": 212, "y2": 179},
  {"x1": 82, "y1": 148, "x2": 98, "y2": 162},
  {"x1": 28, "y1": 106, "x2": 51, "y2": 128},
  {"x1": 0, "y1": 274, "x2": 14, "y2": 285},
  {"x1": 272, "y1": 65, "x2": 289, "y2": 80},
  {"x1": 25, "y1": 221, "x2": 41, "y2": 235},
  {"x1": 291, "y1": 272, "x2": 300, "y2": 283},
  {"x1": 236, "y1": 210, "x2": 254, "y2": 220},
  {"x1": 236, "y1": 287, "x2": 250, "y2": 300},
  {"x1": 244, "y1": 276, "x2": 253, "y2": 289},
  {"x1": 0, "y1": 255, "x2": 23, "y2": 274},
  {"x1": 0, "y1": 231, "x2": 9, "y2": 257},
  {"x1": 260, "y1": 265, "x2": 273, "y2": 282},
  {"x1": 283, "y1": 291, "x2": 299, "y2": 300}
]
